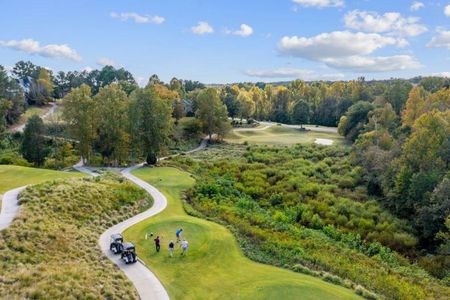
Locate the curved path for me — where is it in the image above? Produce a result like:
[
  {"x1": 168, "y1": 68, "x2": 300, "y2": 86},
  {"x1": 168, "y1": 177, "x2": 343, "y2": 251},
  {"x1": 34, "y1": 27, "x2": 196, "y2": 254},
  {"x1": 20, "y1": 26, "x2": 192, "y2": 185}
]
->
[
  {"x1": 75, "y1": 138, "x2": 209, "y2": 300},
  {"x1": 1, "y1": 103, "x2": 60, "y2": 231},
  {"x1": 0, "y1": 186, "x2": 26, "y2": 231}
]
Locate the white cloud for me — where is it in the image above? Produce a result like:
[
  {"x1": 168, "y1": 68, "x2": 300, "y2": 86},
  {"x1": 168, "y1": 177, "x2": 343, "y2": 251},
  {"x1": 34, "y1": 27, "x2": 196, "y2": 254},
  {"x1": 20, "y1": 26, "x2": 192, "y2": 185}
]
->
[
  {"x1": 225, "y1": 24, "x2": 254, "y2": 37},
  {"x1": 244, "y1": 67, "x2": 344, "y2": 80},
  {"x1": 191, "y1": 21, "x2": 214, "y2": 35},
  {"x1": 430, "y1": 72, "x2": 450, "y2": 78},
  {"x1": 278, "y1": 31, "x2": 397, "y2": 60},
  {"x1": 97, "y1": 57, "x2": 116, "y2": 67},
  {"x1": 278, "y1": 31, "x2": 421, "y2": 72},
  {"x1": 427, "y1": 30, "x2": 450, "y2": 49},
  {"x1": 136, "y1": 76, "x2": 147, "y2": 87},
  {"x1": 445, "y1": 5, "x2": 450, "y2": 17},
  {"x1": 410, "y1": 1, "x2": 424, "y2": 11},
  {"x1": 110, "y1": 12, "x2": 165, "y2": 24},
  {"x1": 323, "y1": 55, "x2": 422, "y2": 72},
  {"x1": 292, "y1": 0, "x2": 344, "y2": 8},
  {"x1": 344, "y1": 10, "x2": 427, "y2": 37},
  {"x1": 83, "y1": 66, "x2": 94, "y2": 72},
  {"x1": 0, "y1": 38, "x2": 82, "y2": 62}
]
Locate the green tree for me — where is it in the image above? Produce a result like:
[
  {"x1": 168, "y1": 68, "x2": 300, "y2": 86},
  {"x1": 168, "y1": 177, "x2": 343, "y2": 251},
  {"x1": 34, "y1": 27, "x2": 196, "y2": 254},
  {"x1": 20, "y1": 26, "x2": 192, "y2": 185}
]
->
[
  {"x1": 291, "y1": 100, "x2": 311, "y2": 128},
  {"x1": 21, "y1": 115, "x2": 48, "y2": 166},
  {"x1": 271, "y1": 87, "x2": 291, "y2": 123},
  {"x1": 129, "y1": 86, "x2": 173, "y2": 164},
  {"x1": 338, "y1": 101, "x2": 374, "y2": 141},
  {"x1": 0, "y1": 65, "x2": 25, "y2": 125},
  {"x1": 173, "y1": 99, "x2": 185, "y2": 125},
  {"x1": 195, "y1": 88, "x2": 229, "y2": 140},
  {"x1": 384, "y1": 80, "x2": 413, "y2": 114},
  {"x1": 220, "y1": 85, "x2": 240, "y2": 120},
  {"x1": 94, "y1": 84, "x2": 130, "y2": 165},
  {"x1": 11, "y1": 60, "x2": 40, "y2": 80},
  {"x1": 62, "y1": 84, "x2": 96, "y2": 163}
]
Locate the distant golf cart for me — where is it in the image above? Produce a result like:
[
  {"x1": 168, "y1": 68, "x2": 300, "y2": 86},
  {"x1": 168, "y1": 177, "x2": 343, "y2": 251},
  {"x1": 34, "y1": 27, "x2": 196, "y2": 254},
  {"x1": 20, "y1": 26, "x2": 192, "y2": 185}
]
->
[
  {"x1": 110, "y1": 233, "x2": 124, "y2": 254},
  {"x1": 121, "y1": 242, "x2": 137, "y2": 264}
]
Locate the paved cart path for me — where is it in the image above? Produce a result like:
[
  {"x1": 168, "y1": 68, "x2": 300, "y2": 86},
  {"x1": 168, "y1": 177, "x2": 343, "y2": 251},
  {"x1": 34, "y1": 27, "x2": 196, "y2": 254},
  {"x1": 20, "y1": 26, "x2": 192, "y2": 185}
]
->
[{"x1": 77, "y1": 139, "x2": 208, "y2": 300}]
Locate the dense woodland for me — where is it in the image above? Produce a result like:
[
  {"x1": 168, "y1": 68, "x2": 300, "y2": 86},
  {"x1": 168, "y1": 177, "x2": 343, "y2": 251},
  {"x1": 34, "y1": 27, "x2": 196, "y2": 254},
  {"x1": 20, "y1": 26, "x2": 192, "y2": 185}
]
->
[{"x1": 0, "y1": 60, "x2": 449, "y2": 298}]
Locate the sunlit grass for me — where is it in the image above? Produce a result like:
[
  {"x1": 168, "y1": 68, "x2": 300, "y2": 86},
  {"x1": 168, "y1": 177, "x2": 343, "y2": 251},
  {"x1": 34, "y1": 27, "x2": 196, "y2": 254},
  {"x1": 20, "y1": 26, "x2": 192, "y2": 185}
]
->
[{"x1": 123, "y1": 167, "x2": 360, "y2": 300}]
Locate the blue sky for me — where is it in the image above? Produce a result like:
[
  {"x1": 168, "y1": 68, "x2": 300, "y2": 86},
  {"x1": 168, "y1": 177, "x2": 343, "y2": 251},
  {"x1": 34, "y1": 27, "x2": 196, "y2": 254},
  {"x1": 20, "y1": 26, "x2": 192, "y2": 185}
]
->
[{"x1": 0, "y1": 0, "x2": 449, "y2": 84}]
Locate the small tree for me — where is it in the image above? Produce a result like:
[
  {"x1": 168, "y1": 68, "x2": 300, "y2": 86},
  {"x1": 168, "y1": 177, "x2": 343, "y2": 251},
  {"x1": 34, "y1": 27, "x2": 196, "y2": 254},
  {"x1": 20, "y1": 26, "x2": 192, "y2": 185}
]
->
[{"x1": 21, "y1": 115, "x2": 48, "y2": 166}]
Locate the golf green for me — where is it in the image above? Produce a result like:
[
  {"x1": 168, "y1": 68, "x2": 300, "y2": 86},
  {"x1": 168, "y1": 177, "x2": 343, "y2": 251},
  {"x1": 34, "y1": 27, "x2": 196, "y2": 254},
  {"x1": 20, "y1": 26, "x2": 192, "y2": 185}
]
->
[
  {"x1": 226, "y1": 125, "x2": 347, "y2": 146},
  {"x1": 123, "y1": 167, "x2": 361, "y2": 300}
]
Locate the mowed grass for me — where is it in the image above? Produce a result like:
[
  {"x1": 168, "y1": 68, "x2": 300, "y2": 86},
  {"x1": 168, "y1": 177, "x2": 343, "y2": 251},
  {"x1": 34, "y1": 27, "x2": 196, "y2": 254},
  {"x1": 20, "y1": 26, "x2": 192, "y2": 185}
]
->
[
  {"x1": 0, "y1": 165, "x2": 84, "y2": 194},
  {"x1": 226, "y1": 125, "x2": 347, "y2": 146},
  {"x1": 123, "y1": 167, "x2": 361, "y2": 300}
]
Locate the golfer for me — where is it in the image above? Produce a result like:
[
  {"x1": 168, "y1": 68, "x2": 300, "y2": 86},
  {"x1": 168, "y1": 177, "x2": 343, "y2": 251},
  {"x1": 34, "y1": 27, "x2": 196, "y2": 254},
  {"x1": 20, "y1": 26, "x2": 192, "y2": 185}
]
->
[
  {"x1": 168, "y1": 240, "x2": 175, "y2": 257},
  {"x1": 181, "y1": 239, "x2": 189, "y2": 256},
  {"x1": 176, "y1": 228, "x2": 183, "y2": 242},
  {"x1": 154, "y1": 236, "x2": 161, "y2": 252}
]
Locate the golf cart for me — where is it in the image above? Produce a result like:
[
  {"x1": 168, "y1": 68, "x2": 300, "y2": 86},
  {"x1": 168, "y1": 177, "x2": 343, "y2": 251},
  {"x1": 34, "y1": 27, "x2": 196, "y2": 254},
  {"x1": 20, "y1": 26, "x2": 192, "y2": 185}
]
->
[
  {"x1": 110, "y1": 233, "x2": 124, "y2": 254},
  {"x1": 121, "y1": 242, "x2": 137, "y2": 264}
]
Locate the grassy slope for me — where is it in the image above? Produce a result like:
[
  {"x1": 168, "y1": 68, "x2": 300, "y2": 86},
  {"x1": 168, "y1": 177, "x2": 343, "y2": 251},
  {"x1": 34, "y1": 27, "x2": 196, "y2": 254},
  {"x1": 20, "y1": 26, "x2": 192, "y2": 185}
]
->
[
  {"x1": 0, "y1": 176, "x2": 148, "y2": 299},
  {"x1": 0, "y1": 165, "x2": 83, "y2": 194},
  {"x1": 123, "y1": 167, "x2": 360, "y2": 300},
  {"x1": 226, "y1": 126, "x2": 347, "y2": 146}
]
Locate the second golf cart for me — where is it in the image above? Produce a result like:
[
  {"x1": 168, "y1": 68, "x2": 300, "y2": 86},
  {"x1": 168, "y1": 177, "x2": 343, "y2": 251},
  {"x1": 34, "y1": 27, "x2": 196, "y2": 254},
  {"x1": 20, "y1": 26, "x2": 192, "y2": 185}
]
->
[{"x1": 121, "y1": 242, "x2": 137, "y2": 264}]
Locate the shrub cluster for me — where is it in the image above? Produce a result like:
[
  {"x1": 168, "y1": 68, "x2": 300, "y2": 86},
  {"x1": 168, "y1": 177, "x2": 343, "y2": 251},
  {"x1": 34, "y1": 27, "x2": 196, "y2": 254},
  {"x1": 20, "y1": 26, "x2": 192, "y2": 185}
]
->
[{"x1": 168, "y1": 144, "x2": 450, "y2": 299}]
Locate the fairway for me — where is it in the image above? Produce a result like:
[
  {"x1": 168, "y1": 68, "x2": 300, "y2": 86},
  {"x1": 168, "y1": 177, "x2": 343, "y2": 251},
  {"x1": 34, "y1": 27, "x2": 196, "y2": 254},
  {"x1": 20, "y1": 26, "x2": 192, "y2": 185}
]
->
[
  {"x1": 226, "y1": 125, "x2": 347, "y2": 146},
  {"x1": 123, "y1": 167, "x2": 360, "y2": 300},
  {"x1": 0, "y1": 165, "x2": 84, "y2": 194}
]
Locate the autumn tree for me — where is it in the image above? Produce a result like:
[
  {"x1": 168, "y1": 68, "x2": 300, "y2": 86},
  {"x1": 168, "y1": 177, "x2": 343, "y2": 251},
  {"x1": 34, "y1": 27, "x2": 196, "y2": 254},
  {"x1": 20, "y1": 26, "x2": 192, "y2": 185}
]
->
[
  {"x1": 393, "y1": 111, "x2": 450, "y2": 227},
  {"x1": 237, "y1": 90, "x2": 255, "y2": 121}
]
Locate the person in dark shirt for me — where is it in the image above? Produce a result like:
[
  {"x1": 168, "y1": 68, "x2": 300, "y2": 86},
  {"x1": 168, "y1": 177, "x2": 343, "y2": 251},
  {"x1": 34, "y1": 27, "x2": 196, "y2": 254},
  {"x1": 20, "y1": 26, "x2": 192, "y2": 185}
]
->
[
  {"x1": 154, "y1": 236, "x2": 161, "y2": 252},
  {"x1": 168, "y1": 240, "x2": 175, "y2": 257}
]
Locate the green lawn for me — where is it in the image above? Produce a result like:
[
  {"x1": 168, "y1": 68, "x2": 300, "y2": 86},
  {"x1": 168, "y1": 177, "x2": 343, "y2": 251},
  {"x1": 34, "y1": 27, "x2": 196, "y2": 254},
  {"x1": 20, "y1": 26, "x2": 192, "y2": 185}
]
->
[
  {"x1": 123, "y1": 167, "x2": 361, "y2": 300},
  {"x1": 0, "y1": 165, "x2": 84, "y2": 194},
  {"x1": 226, "y1": 125, "x2": 347, "y2": 146}
]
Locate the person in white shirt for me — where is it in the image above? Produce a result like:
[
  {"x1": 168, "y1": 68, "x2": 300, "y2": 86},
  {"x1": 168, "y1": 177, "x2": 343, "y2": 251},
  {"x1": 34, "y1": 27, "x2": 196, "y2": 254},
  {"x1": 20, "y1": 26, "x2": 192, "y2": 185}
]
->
[{"x1": 181, "y1": 239, "x2": 189, "y2": 256}]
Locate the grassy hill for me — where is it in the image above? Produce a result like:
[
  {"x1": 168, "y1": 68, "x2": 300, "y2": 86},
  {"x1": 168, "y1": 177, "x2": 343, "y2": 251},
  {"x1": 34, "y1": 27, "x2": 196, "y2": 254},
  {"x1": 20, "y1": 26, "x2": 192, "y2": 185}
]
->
[
  {"x1": 123, "y1": 167, "x2": 361, "y2": 300},
  {"x1": 0, "y1": 175, "x2": 149, "y2": 299}
]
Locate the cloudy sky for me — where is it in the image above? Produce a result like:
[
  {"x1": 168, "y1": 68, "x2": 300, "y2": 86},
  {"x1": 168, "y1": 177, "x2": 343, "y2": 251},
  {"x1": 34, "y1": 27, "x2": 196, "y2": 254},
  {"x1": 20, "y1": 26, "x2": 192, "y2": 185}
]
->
[{"x1": 1, "y1": 0, "x2": 449, "y2": 84}]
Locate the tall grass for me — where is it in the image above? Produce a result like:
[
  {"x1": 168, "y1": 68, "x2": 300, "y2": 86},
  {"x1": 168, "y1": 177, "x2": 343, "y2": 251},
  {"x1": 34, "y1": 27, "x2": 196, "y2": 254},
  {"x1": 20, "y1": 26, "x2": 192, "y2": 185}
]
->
[{"x1": 0, "y1": 174, "x2": 149, "y2": 299}]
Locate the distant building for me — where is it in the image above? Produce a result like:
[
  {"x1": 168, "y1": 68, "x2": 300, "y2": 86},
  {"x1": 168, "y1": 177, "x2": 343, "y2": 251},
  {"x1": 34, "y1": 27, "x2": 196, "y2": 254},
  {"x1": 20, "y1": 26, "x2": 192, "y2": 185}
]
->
[{"x1": 17, "y1": 76, "x2": 33, "y2": 94}]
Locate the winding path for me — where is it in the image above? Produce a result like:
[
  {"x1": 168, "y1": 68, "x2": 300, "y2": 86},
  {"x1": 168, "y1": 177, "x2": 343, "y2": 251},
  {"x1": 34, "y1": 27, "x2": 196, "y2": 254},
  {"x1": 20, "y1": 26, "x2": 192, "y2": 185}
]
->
[
  {"x1": 0, "y1": 187, "x2": 26, "y2": 231},
  {"x1": 1, "y1": 103, "x2": 60, "y2": 231},
  {"x1": 78, "y1": 138, "x2": 209, "y2": 300}
]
